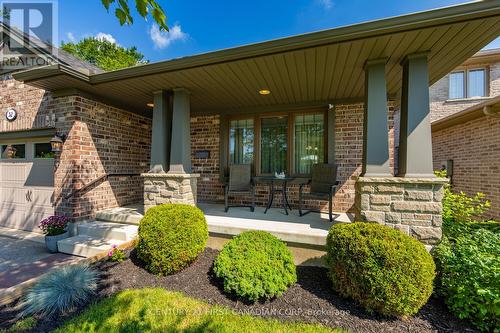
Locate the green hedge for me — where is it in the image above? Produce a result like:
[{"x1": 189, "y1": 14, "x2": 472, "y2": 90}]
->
[
  {"x1": 136, "y1": 204, "x2": 208, "y2": 275},
  {"x1": 433, "y1": 226, "x2": 499, "y2": 332},
  {"x1": 213, "y1": 231, "x2": 297, "y2": 302},
  {"x1": 326, "y1": 222, "x2": 435, "y2": 317}
]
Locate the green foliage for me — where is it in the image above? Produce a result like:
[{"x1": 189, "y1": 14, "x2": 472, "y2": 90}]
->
[
  {"x1": 55, "y1": 288, "x2": 339, "y2": 333},
  {"x1": 61, "y1": 37, "x2": 147, "y2": 71},
  {"x1": 433, "y1": 228, "x2": 499, "y2": 332},
  {"x1": 108, "y1": 245, "x2": 126, "y2": 262},
  {"x1": 213, "y1": 231, "x2": 297, "y2": 302},
  {"x1": 136, "y1": 204, "x2": 208, "y2": 276},
  {"x1": 101, "y1": 0, "x2": 168, "y2": 31},
  {"x1": 8, "y1": 316, "x2": 37, "y2": 332},
  {"x1": 326, "y1": 222, "x2": 435, "y2": 317},
  {"x1": 22, "y1": 265, "x2": 98, "y2": 317},
  {"x1": 434, "y1": 170, "x2": 490, "y2": 227}
]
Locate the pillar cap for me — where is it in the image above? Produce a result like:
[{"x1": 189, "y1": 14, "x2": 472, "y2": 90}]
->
[
  {"x1": 400, "y1": 51, "x2": 431, "y2": 66},
  {"x1": 363, "y1": 57, "x2": 388, "y2": 70}
]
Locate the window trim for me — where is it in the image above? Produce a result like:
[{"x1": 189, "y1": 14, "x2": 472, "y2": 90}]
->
[
  {"x1": 0, "y1": 143, "x2": 27, "y2": 160},
  {"x1": 33, "y1": 141, "x2": 55, "y2": 159},
  {"x1": 448, "y1": 67, "x2": 488, "y2": 100},
  {"x1": 226, "y1": 109, "x2": 328, "y2": 177}
]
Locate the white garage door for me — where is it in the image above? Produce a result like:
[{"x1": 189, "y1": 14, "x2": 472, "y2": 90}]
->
[{"x1": 0, "y1": 139, "x2": 55, "y2": 232}]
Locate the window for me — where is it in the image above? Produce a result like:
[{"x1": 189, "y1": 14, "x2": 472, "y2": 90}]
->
[
  {"x1": 449, "y1": 71, "x2": 465, "y2": 99},
  {"x1": 1, "y1": 144, "x2": 26, "y2": 159},
  {"x1": 227, "y1": 110, "x2": 326, "y2": 176},
  {"x1": 449, "y1": 68, "x2": 487, "y2": 99},
  {"x1": 261, "y1": 116, "x2": 288, "y2": 174},
  {"x1": 34, "y1": 142, "x2": 55, "y2": 159},
  {"x1": 229, "y1": 119, "x2": 254, "y2": 165},
  {"x1": 294, "y1": 113, "x2": 325, "y2": 174},
  {"x1": 468, "y1": 69, "x2": 485, "y2": 98}
]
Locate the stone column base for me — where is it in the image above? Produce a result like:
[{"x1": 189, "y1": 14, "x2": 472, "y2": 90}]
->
[
  {"x1": 355, "y1": 177, "x2": 448, "y2": 246},
  {"x1": 142, "y1": 173, "x2": 200, "y2": 212}
]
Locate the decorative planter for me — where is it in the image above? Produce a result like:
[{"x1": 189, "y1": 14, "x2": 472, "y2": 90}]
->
[{"x1": 45, "y1": 231, "x2": 69, "y2": 253}]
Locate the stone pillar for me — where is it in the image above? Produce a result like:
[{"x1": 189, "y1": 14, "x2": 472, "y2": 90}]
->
[
  {"x1": 398, "y1": 53, "x2": 435, "y2": 178},
  {"x1": 142, "y1": 173, "x2": 200, "y2": 212},
  {"x1": 143, "y1": 88, "x2": 199, "y2": 212},
  {"x1": 150, "y1": 90, "x2": 172, "y2": 173},
  {"x1": 362, "y1": 58, "x2": 391, "y2": 177},
  {"x1": 355, "y1": 177, "x2": 448, "y2": 248},
  {"x1": 169, "y1": 88, "x2": 192, "y2": 174}
]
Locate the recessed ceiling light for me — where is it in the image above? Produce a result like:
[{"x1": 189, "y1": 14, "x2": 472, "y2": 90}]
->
[
  {"x1": 259, "y1": 89, "x2": 271, "y2": 95},
  {"x1": 147, "y1": 103, "x2": 154, "y2": 108}
]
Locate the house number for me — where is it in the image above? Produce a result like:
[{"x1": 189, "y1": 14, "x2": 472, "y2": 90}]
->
[{"x1": 5, "y1": 108, "x2": 17, "y2": 122}]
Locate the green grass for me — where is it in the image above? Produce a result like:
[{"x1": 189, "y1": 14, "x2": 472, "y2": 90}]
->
[
  {"x1": 55, "y1": 288, "x2": 342, "y2": 333},
  {"x1": 3, "y1": 316, "x2": 37, "y2": 332}
]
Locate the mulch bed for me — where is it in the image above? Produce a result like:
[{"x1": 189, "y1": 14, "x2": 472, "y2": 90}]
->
[{"x1": 1, "y1": 248, "x2": 477, "y2": 333}]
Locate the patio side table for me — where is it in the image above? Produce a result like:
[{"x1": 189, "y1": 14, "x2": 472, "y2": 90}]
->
[{"x1": 255, "y1": 176, "x2": 295, "y2": 215}]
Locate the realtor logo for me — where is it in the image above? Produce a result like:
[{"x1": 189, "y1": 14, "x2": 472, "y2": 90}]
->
[{"x1": 0, "y1": 0, "x2": 58, "y2": 73}]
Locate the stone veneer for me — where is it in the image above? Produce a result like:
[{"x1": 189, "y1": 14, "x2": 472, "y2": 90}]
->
[
  {"x1": 142, "y1": 173, "x2": 200, "y2": 212},
  {"x1": 355, "y1": 177, "x2": 449, "y2": 246}
]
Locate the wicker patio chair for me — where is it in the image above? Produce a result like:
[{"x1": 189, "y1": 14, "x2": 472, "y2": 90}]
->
[
  {"x1": 298, "y1": 163, "x2": 340, "y2": 222},
  {"x1": 224, "y1": 164, "x2": 255, "y2": 212}
]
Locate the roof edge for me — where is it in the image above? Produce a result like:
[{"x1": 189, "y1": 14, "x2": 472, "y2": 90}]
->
[{"x1": 432, "y1": 95, "x2": 500, "y2": 131}]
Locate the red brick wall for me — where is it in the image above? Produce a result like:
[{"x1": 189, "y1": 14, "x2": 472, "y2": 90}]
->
[
  {"x1": 53, "y1": 96, "x2": 152, "y2": 221},
  {"x1": 1, "y1": 76, "x2": 152, "y2": 222},
  {"x1": 432, "y1": 116, "x2": 500, "y2": 219},
  {"x1": 191, "y1": 103, "x2": 396, "y2": 213}
]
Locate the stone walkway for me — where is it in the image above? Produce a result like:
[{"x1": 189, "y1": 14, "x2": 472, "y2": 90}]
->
[{"x1": 0, "y1": 236, "x2": 80, "y2": 289}]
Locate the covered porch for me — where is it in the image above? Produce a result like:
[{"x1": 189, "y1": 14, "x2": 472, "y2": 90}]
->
[{"x1": 13, "y1": 1, "x2": 500, "y2": 247}]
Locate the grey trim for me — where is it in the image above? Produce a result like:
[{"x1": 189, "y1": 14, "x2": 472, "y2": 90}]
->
[
  {"x1": 150, "y1": 90, "x2": 172, "y2": 173},
  {"x1": 168, "y1": 88, "x2": 192, "y2": 174},
  {"x1": 219, "y1": 114, "x2": 229, "y2": 182},
  {"x1": 0, "y1": 128, "x2": 56, "y2": 141},
  {"x1": 362, "y1": 59, "x2": 391, "y2": 177},
  {"x1": 398, "y1": 53, "x2": 435, "y2": 178}
]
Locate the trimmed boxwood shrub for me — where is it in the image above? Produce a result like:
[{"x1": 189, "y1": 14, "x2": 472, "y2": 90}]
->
[
  {"x1": 213, "y1": 231, "x2": 297, "y2": 302},
  {"x1": 136, "y1": 204, "x2": 208, "y2": 275},
  {"x1": 326, "y1": 222, "x2": 435, "y2": 317},
  {"x1": 433, "y1": 226, "x2": 499, "y2": 332}
]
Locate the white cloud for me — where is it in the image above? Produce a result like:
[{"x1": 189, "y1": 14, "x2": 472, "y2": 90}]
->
[
  {"x1": 66, "y1": 32, "x2": 76, "y2": 43},
  {"x1": 317, "y1": 0, "x2": 333, "y2": 10},
  {"x1": 95, "y1": 32, "x2": 117, "y2": 44},
  {"x1": 149, "y1": 24, "x2": 187, "y2": 49}
]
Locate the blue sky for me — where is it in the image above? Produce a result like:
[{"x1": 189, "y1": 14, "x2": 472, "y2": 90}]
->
[{"x1": 58, "y1": 0, "x2": 499, "y2": 63}]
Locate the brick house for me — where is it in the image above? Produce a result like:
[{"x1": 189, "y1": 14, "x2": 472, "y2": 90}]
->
[
  {"x1": 2, "y1": 2, "x2": 500, "y2": 253},
  {"x1": 430, "y1": 49, "x2": 500, "y2": 219}
]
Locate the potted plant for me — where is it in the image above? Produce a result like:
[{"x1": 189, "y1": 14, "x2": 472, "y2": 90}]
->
[{"x1": 39, "y1": 216, "x2": 70, "y2": 253}]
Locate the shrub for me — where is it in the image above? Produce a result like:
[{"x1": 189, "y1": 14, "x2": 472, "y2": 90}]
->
[
  {"x1": 326, "y1": 222, "x2": 435, "y2": 317},
  {"x1": 136, "y1": 204, "x2": 208, "y2": 275},
  {"x1": 22, "y1": 264, "x2": 98, "y2": 317},
  {"x1": 213, "y1": 231, "x2": 297, "y2": 302},
  {"x1": 433, "y1": 227, "x2": 500, "y2": 332}
]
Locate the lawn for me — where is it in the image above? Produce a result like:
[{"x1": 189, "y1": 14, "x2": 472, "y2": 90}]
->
[{"x1": 55, "y1": 288, "x2": 342, "y2": 333}]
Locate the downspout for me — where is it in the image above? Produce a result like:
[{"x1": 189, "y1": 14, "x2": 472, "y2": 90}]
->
[{"x1": 483, "y1": 106, "x2": 500, "y2": 118}]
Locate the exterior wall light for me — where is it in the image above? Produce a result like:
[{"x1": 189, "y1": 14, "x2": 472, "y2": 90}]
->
[{"x1": 50, "y1": 133, "x2": 66, "y2": 153}]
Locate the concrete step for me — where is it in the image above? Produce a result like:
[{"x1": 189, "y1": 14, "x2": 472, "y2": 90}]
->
[
  {"x1": 95, "y1": 205, "x2": 143, "y2": 225},
  {"x1": 78, "y1": 221, "x2": 138, "y2": 241},
  {"x1": 57, "y1": 235, "x2": 128, "y2": 258}
]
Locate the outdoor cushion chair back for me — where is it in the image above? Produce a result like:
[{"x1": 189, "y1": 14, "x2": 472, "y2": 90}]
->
[
  {"x1": 310, "y1": 163, "x2": 337, "y2": 193},
  {"x1": 228, "y1": 164, "x2": 252, "y2": 192}
]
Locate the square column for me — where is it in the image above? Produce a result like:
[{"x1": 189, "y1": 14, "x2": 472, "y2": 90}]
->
[
  {"x1": 168, "y1": 88, "x2": 192, "y2": 174},
  {"x1": 150, "y1": 90, "x2": 172, "y2": 173},
  {"x1": 398, "y1": 53, "x2": 435, "y2": 178},
  {"x1": 362, "y1": 58, "x2": 391, "y2": 177}
]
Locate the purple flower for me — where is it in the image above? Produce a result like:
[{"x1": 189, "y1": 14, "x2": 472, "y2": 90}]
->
[{"x1": 39, "y1": 215, "x2": 70, "y2": 236}]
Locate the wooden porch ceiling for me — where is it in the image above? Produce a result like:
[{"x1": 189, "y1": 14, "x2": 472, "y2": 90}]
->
[{"x1": 13, "y1": 1, "x2": 500, "y2": 116}]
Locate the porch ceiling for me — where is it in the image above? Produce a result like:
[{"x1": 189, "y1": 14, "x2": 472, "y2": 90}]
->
[{"x1": 13, "y1": 1, "x2": 500, "y2": 116}]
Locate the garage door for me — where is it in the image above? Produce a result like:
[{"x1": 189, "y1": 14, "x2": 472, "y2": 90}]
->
[{"x1": 0, "y1": 139, "x2": 55, "y2": 232}]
